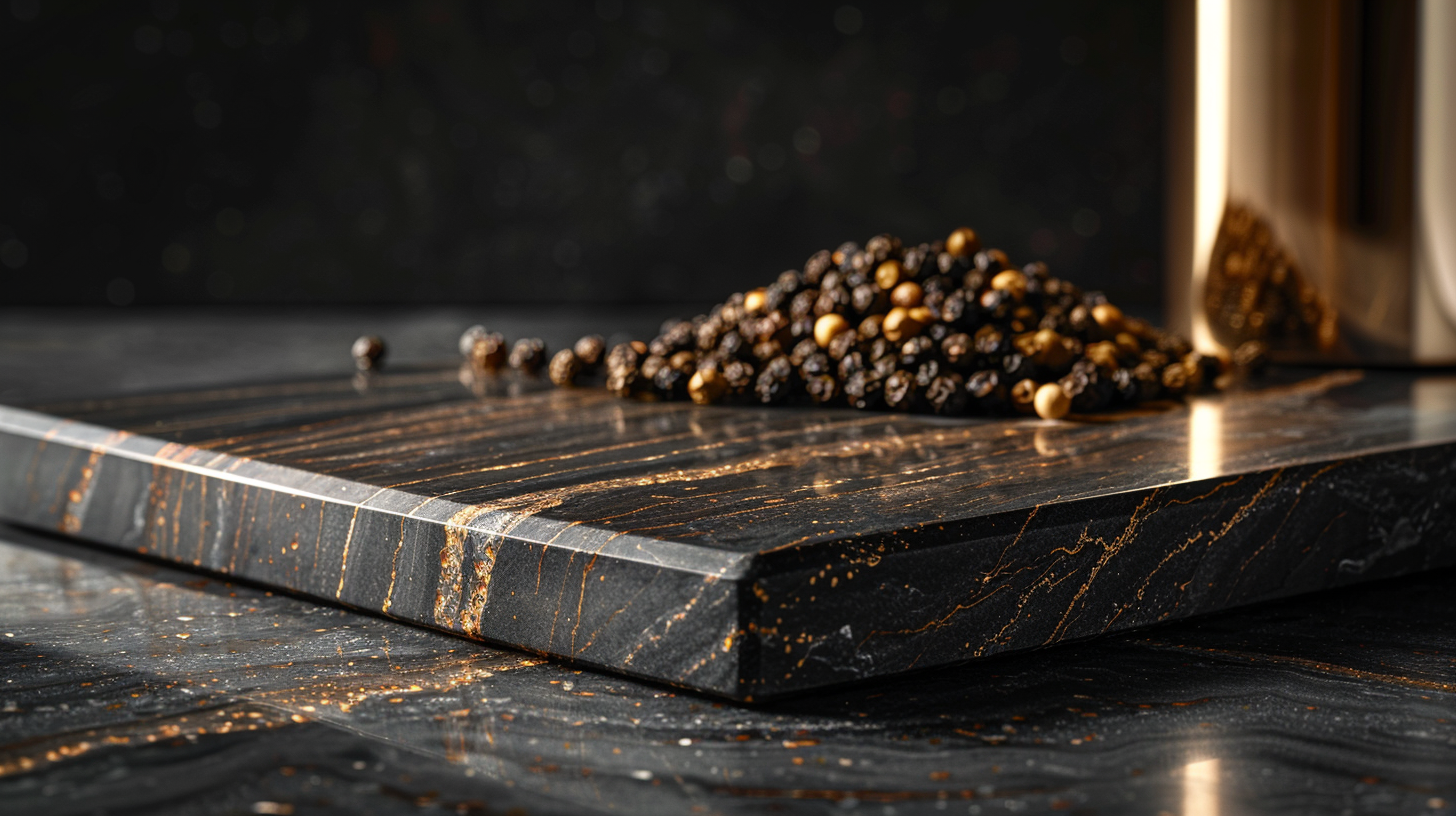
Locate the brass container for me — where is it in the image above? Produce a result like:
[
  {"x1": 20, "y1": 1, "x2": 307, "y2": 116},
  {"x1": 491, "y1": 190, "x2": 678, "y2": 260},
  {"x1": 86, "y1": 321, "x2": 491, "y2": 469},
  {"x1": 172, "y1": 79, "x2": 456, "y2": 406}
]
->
[{"x1": 1166, "y1": 0, "x2": 1456, "y2": 363}]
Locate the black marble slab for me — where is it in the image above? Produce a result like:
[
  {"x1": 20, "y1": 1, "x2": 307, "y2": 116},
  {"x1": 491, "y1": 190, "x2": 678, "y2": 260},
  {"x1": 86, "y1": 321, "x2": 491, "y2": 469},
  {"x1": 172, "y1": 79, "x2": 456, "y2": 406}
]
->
[
  {"x1": 4, "y1": 523, "x2": 1456, "y2": 815},
  {"x1": 3, "y1": 363, "x2": 1456, "y2": 699}
]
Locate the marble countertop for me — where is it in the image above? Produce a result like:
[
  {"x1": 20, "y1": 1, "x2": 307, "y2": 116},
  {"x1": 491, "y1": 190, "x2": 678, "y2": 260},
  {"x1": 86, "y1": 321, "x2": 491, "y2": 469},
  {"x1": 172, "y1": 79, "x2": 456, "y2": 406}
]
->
[{"x1": 2, "y1": 309, "x2": 1454, "y2": 814}]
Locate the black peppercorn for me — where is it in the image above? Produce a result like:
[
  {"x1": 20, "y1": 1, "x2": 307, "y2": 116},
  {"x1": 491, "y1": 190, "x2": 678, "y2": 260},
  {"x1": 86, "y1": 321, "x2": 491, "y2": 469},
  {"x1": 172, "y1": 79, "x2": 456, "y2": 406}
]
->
[
  {"x1": 606, "y1": 342, "x2": 640, "y2": 375},
  {"x1": 754, "y1": 356, "x2": 796, "y2": 405},
  {"x1": 926, "y1": 373, "x2": 967, "y2": 415},
  {"x1": 573, "y1": 335, "x2": 606, "y2": 370},
  {"x1": 942, "y1": 333, "x2": 974, "y2": 368},
  {"x1": 883, "y1": 369, "x2": 919, "y2": 411},
  {"x1": 458, "y1": 325, "x2": 486, "y2": 358},
  {"x1": 806, "y1": 374, "x2": 839, "y2": 405},
  {"x1": 722, "y1": 359, "x2": 756, "y2": 394},
  {"x1": 351, "y1": 335, "x2": 385, "y2": 371},
  {"x1": 549, "y1": 349, "x2": 582, "y2": 386},
  {"x1": 509, "y1": 338, "x2": 548, "y2": 374},
  {"x1": 844, "y1": 370, "x2": 885, "y2": 410}
]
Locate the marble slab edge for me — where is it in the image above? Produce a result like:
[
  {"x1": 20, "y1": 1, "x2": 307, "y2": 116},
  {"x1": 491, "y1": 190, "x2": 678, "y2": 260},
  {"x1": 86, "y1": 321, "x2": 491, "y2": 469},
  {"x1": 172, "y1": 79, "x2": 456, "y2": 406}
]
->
[{"x1": 2, "y1": 404, "x2": 1454, "y2": 701}]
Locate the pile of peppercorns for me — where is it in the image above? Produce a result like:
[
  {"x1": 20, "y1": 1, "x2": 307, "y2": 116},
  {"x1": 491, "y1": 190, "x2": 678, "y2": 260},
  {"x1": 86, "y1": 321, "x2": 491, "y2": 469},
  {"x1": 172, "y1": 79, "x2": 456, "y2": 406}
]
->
[{"x1": 443, "y1": 228, "x2": 1226, "y2": 420}]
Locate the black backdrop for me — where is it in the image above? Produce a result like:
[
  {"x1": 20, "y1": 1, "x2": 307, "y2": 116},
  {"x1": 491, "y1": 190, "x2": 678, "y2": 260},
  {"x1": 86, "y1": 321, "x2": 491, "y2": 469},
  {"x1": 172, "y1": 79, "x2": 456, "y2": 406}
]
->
[{"x1": 1, "y1": 0, "x2": 1166, "y2": 310}]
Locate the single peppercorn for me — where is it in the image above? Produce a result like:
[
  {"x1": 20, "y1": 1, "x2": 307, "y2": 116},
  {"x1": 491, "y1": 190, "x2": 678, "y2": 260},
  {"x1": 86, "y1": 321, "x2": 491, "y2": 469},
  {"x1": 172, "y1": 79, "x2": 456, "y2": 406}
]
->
[
  {"x1": 688, "y1": 368, "x2": 728, "y2": 405},
  {"x1": 549, "y1": 349, "x2": 582, "y2": 386},
  {"x1": 351, "y1": 335, "x2": 385, "y2": 371},
  {"x1": 573, "y1": 335, "x2": 606, "y2": 370},
  {"x1": 883, "y1": 370, "x2": 919, "y2": 411},
  {"x1": 890, "y1": 280, "x2": 923, "y2": 309},
  {"x1": 1033, "y1": 382, "x2": 1071, "y2": 419},
  {"x1": 814, "y1": 313, "x2": 850, "y2": 348},
  {"x1": 945, "y1": 227, "x2": 980, "y2": 259},
  {"x1": 926, "y1": 373, "x2": 967, "y2": 415},
  {"x1": 509, "y1": 338, "x2": 548, "y2": 373},
  {"x1": 458, "y1": 325, "x2": 487, "y2": 358}
]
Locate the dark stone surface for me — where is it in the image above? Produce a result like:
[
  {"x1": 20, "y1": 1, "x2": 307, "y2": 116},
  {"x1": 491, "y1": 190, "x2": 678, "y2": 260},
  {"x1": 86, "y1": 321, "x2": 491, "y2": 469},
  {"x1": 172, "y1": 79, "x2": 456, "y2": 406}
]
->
[
  {"x1": 3, "y1": 319, "x2": 1456, "y2": 696},
  {"x1": 3, "y1": 523, "x2": 1456, "y2": 815}
]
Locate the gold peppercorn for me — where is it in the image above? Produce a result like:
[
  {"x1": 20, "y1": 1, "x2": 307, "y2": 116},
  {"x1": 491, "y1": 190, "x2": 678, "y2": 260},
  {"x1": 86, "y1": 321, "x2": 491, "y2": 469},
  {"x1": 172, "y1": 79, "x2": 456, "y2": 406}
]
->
[
  {"x1": 990, "y1": 269, "x2": 1028, "y2": 300},
  {"x1": 688, "y1": 368, "x2": 727, "y2": 405},
  {"x1": 813, "y1": 313, "x2": 850, "y2": 348},
  {"x1": 744, "y1": 288, "x2": 768, "y2": 314},
  {"x1": 889, "y1": 281, "x2": 923, "y2": 308},
  {"x1": 875, "y1": 260, "x2": 904, "y2": 290},
  {"x1": 1091, "y1": 303, "x2": 1125, "y2": 332},
  {"x1": 945, "y1": 227, "x2": 980, "y2": 259},
  {"x1": 1033, "y1": 383, "x2": 1071, "y2": 419},
  {"x1": 882, "y1": 307, "x2": 924, "y2": 342}
]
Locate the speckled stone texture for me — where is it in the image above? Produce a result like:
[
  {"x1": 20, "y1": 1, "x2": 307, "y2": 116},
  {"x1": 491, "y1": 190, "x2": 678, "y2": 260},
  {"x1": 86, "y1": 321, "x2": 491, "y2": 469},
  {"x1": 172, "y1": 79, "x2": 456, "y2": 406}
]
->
[{"x1": 3, "y1": 364, "x2": 1455, "y2": 699}]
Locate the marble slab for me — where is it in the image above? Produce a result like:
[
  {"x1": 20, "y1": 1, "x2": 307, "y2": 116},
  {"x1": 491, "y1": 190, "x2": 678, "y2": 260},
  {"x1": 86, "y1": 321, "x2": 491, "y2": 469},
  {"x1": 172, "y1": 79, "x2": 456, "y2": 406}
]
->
[
  {"x1": 2, "y1": 367, "x2": 1456, "y2": 699},
  {"x1": 5, "y1": 523, "x2": 1456, "y2": 814}
]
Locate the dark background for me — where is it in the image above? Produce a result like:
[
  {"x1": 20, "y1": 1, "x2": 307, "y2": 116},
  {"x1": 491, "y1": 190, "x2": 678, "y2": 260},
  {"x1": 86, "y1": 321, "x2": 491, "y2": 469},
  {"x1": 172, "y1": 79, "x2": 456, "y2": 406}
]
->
[{"x1": 1, "y1": 0, "x2": 1166, "y2": 311}]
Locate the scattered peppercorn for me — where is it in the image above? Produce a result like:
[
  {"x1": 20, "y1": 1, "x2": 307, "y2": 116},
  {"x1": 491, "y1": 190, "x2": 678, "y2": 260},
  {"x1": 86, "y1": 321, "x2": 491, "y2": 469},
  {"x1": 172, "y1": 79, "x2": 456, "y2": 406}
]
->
[
  {"x1": 549, "y1": 349, "x2": 582, "y2": 386},
  {"x1": 351, "y1": 335, "x2": 385, "y2": 371},
  {"x1": 509, "y1": 338, "x2": 547, "y2": 374}
]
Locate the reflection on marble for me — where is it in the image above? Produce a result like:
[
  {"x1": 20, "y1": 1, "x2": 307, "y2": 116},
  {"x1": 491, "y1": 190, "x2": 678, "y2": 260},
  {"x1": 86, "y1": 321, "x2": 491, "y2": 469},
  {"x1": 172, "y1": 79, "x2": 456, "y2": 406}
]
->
[
  {"x1": 3, "y1": 525, "x2": 1456, "y2": 814},
  {"x1": 4, "y1": 369, "x2": 1456, "y2": 697}
]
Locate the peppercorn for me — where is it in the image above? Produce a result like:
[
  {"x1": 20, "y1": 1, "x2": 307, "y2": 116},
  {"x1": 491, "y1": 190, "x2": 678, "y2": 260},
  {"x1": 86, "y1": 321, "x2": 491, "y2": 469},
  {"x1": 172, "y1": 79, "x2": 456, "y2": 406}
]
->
[
  {"x1": 790, "y1": 289, "x2": 820, "y2": 321},
  {"x1": 1091, "y1": 303, "x2": 1124, "y2": 333},
  {"x1": 883, "y1": 370, "x2": 919, "y2": 411},
  {"x1": 722, "y1": 359, "x2": 756, "y2": 394},
  {"x1": 606, "y1": 342, "x2": 640, "y2": 375},
  {"x1": 838, "y1": 350, "x2": 867, "y2": 381},
  {"x1": 844, "y1": 370, "x2": 885, "y2": 410},
  {"x1": 669, "y1": 350, "x2": 697, "y2": 374},
  {"x1": 640, "y1": 354, "x2": 667, "y2": 382},
  {"x1": 574, "y1": 335, "x2": 606, "y2": 370},
  {"x1": 898, "y1": 336, "x2": 936, "y2": 369},
  {"x1": 875, "y1": 260, "x2": 904, "y2": 290},
  {"x1": 352, "y1": 335, "x2": 385, "y2": 371},
  {"x1": 606, "y1": 369, "x2": 638, "y2": 398},
  {"x1": 990, "y1": 269, "x2": 1028, "y2": 301},
  {"x1": 827, "y1": 329, "x2": 858, "y2": 361},
  {"x1": 858, "y1": 314, "x2": 884, "y2": 341},
  {"x1": 805, "y1": 374, "x2": 839, "y2": 405},
  {"x1": 945, "y1": 227, "x2": 980, "y2": 259},
  {"x1": 509, "y1": 338, "x2": 547, "y2": 373},
  {"x1": 654, "y1": 365, "x2": 688, "y2": 398},
  {"x1": 890, "y1": 281, "x2": 923, "y2": 309},
  {"x1": 744, "y1": 288, "x2": 769, "y2": 314},
  {"x1": 458, "y1": 325, "x2": 486, "y2": 358},
  {"x1": 852, "y1": 283, "x2": 885, "y2": 315},
  {"x1": 1010, "y1": 378, "x2": 1039, "y2": 414},
  {"x1": 549, "y1": 349, "x2": 582, "y2": 386},
  {"x1": 1033, "y1": 382, "x2": 1071, "y2": 419},
  {"x1": 926, "y1": 373, "x2": 967, "y2": 415},
  {"x1": 754, "y1": 356, "x2": 795, "y2": 404},
  {"x1": 471, "y1": 332, "x2": 509, "y2": 370},
  {"x1": 975, "y1": 248, "x2": 1011, "y2": 273},
  {"x1": 688, "y1": 368, "x2": 727, "y2": 405},
  {"x1": 814, "y1": 313, "x2": 850, "y2": 348},
  {"x1": 942, "y1": 332, "x2": 974, "y2": 368},
  {"x1": 799, "y1": 351, "x2": 832, "y2": 380},
  {"x1": 966, "y1": 370, "x2": 1007, "y2": 413},
  {"x1": 804, "y1": 250, "x2": 832, "y2": 285},
  {"x1": 882, "y1": 307, "x2": 922, "y2": 343}
]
